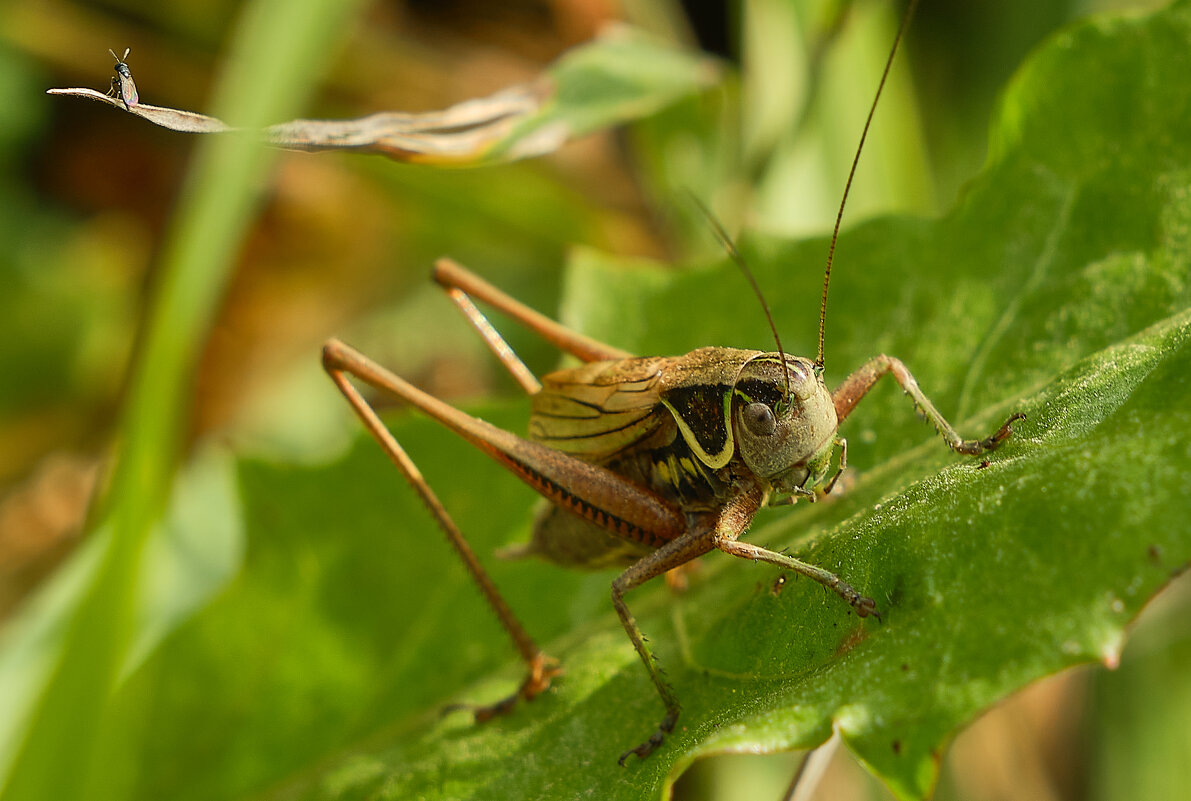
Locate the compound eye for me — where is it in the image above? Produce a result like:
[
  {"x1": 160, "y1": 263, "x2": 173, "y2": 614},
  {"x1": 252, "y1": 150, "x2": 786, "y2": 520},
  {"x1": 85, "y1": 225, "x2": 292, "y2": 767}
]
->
[{"x1": 743, "y1": 402, "x2": 777, "y2": 436}]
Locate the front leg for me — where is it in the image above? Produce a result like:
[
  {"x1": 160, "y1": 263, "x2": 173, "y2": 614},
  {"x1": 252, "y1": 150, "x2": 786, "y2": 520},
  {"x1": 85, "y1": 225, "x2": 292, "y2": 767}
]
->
[
  {"x1": 713, "y1": 475, "x2": 877, "y2": 619},
  {"x1": 832, "y1": 355, "x2": 1024, "y2": 455},
  {"x1": 713, "y1": 537, "x2": 878, "y2": 620}
]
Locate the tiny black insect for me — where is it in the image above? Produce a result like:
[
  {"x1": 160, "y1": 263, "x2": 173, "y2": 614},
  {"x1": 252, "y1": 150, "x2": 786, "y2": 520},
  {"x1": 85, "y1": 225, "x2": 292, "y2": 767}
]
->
[{"x1": 107, "y1": 48, "x2": 139, "y2": 110}]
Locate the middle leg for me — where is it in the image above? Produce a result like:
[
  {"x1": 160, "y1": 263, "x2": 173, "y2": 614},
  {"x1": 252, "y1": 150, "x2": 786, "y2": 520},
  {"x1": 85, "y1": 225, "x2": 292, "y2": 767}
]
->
[
  {"x1": 613, "y1": 483, "x2": 767, "y2": 765},
  {"x1": 434, "y1": 258, "x2": 634, "y2": 383}
]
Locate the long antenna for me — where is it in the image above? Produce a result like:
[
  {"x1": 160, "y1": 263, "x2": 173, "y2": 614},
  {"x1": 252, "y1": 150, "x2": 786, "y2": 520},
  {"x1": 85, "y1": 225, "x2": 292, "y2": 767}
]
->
[
  {"x1": 690, "y1": 193, "x2": 791, "y2": 403},
  {"x1": 816, "y1": 0, "x2": 919, "y2": 369}
]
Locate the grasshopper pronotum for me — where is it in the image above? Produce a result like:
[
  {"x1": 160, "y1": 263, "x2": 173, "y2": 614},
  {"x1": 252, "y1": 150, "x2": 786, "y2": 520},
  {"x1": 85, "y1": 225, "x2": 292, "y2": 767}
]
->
[{"x1": 322, "y1": 0, "x2": 1023, "y2": 764}]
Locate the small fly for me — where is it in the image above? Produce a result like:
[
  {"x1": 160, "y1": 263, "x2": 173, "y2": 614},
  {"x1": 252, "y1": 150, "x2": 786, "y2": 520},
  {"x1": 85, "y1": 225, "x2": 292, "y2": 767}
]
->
[{"x1": 107, "y1": 48, "x2": 139, "y2": 110}]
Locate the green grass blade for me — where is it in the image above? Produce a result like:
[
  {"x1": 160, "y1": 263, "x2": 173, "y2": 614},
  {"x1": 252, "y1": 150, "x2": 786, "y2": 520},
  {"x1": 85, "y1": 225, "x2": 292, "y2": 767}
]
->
[{"x1": 0, "y1": 1, "x2": 366, "y2": 799}]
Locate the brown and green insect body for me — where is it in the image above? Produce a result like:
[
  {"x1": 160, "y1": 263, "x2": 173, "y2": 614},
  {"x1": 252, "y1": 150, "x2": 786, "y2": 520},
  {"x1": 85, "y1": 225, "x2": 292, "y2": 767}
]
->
[
  {"x1": 322, "y1": 0, "x2": 1022, "y2": 768},
  {"x1": 516, "y1": 348, "x2": 839, "y2": 568},
  {"x1": 323, "y1": 261, "x2": 1021, "y2": 765}
]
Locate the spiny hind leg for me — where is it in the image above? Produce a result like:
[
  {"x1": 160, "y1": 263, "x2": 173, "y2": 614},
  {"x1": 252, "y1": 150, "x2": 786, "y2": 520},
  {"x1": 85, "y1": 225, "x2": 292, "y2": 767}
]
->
[
  {"x1": 322, "y1": 339, "x2": 560, "y2": 718},
  {"x1": 832, "y1": 354, "x2": 1025, "y2": 455},
  {"x1": 445, "y1": 650, "x2": 561, "y2": 722}
]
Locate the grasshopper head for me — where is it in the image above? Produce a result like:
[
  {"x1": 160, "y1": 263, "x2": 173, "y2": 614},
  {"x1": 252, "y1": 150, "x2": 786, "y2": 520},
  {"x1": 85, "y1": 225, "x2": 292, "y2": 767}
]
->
[{"x1": 732, "y1": 353, "x2": 838, "y2": 496}]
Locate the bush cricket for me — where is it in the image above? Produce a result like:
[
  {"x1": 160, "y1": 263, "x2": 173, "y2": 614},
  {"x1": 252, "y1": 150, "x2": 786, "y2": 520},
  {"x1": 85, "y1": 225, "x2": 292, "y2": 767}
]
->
[{"x1": 321, "y1": 0, "x2": 1023, "y2": 765}]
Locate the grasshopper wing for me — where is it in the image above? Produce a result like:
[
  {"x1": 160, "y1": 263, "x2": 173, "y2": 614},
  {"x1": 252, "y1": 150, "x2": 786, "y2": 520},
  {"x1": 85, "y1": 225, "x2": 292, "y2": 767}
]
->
[{"x1": 529, "y1": 356, "x2": 670, "y2": 461}]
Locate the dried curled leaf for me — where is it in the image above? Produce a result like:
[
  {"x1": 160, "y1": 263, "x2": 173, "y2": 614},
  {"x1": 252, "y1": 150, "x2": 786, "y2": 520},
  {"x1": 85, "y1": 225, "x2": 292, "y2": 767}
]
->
[
  {"x1": 48, "y1": 27, "x2": 717, "y2": 166},
  {"x1": 45, "y1": 87, "x2": 232, "y2": 133},
  {"x1": 264, "y1": 85, "x2": 549, "y2": 162}
]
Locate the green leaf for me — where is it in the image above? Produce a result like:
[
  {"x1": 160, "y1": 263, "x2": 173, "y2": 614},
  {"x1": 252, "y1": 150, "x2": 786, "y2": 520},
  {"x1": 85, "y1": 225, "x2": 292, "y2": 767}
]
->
[
  {"x1": 501, "y1": 26, "x2": 721, "y2": 150},
  {"x1": 25, "y1": 3, "x2": 1190, "y2": 800}
]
